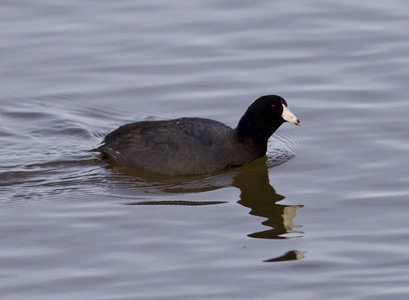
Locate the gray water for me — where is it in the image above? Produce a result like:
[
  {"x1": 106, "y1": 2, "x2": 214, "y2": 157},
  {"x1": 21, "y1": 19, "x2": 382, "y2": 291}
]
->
[{"x1": 1, "y1": 1, "x2": 409, "y2": 299}]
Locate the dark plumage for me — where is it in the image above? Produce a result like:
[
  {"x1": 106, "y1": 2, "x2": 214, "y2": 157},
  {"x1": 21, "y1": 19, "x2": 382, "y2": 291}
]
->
[{"x1": 92, "y1": 95, "x2": 300, "y2": 175}]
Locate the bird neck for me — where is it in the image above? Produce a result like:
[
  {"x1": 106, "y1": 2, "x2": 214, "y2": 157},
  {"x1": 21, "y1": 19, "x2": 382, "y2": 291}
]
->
[{"x1": 235, "y1": 113, "x2": 283, "y2": 154}]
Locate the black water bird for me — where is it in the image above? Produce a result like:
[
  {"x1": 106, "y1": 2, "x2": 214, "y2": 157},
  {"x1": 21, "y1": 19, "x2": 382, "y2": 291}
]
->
[{"x1": 91, "y1": 95, "x2": 300, "y2": 175}]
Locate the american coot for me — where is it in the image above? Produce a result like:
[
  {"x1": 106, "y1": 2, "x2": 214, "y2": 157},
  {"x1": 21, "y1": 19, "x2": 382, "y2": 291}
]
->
[{"x1": 92, "y1": 95, "x2": 300, "y2": 175}]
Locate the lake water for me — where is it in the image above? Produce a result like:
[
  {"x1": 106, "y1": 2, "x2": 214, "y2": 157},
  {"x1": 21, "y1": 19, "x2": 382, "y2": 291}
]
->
[{"x1": 1, "y1": 1, "x2": 409, "y2": 299}]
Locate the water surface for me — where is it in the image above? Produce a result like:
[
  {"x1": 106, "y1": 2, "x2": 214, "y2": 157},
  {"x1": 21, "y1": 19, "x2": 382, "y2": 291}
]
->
[{"x1": 1, "y1": 1, "x2": 409, "y2": 299}]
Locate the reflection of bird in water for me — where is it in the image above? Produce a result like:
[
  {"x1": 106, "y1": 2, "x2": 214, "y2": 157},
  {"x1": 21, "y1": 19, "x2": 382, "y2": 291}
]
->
[
  {"x1": 120, "y1": 152, "x2": 304, "y2": 262},
  {"x1": 233, "y1": 160, "x2": 303, "y2": 240},
  {"x1": 264, "y1": 250, "x2": 306, "y2": 263}
]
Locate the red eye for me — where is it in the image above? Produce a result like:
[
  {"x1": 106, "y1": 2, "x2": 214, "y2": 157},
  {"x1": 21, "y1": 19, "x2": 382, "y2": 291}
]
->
[
  {"x1": 280, "y1": 98, "x2": 288, "y2": 107},
  {"x1": 271, "y1": 104, "x2": 277, "y2": 109}
]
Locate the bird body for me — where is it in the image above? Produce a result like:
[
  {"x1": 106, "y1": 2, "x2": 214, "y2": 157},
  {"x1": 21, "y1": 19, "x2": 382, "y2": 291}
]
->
[{"x1": 92, "y1": 95, "x2": 300, "y2": 175}]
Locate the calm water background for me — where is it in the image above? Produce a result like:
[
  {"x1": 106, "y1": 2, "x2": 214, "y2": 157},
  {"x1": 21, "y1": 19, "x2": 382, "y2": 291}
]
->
[{"x1": 1, "y1": 1, "x2": 409, "y2": 299}]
